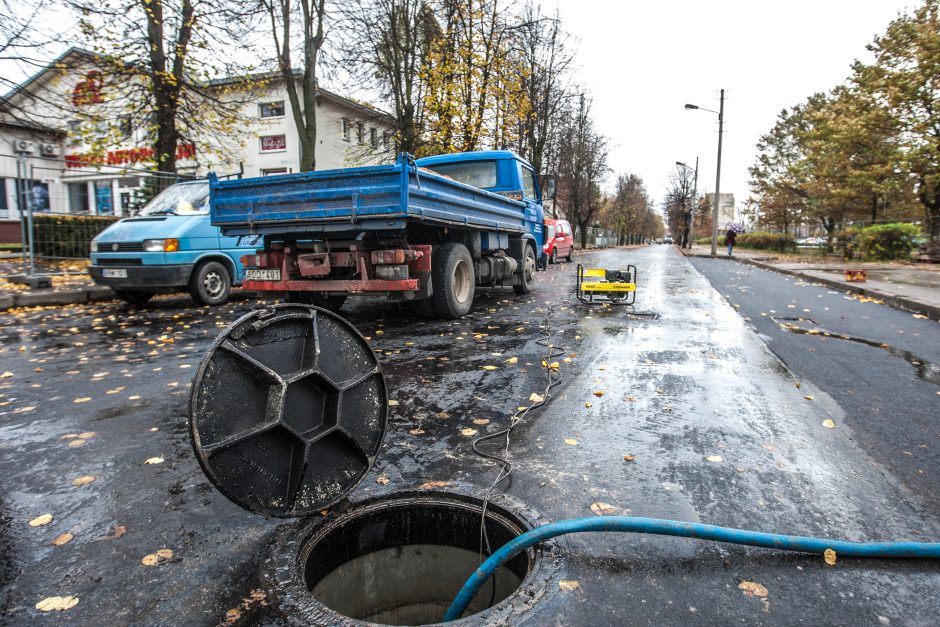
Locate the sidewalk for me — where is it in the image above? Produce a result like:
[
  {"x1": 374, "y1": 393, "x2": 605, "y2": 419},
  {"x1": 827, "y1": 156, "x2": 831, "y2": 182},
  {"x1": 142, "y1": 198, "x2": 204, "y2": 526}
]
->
[
  {"x1": 0, "y1": 257, "x2": 114, "y2": 310},
  {"x1": 681, "y1": 243, "x2": 940, "y2": 320}
]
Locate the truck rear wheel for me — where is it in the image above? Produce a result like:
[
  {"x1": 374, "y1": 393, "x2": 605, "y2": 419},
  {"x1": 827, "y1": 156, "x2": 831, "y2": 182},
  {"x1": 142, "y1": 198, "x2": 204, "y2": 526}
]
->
[
  {"x1": 287, "y1": 292, "x2": 347, "y2": 313},
  {"x1": 431, "y1": 242, "x2": 475, "y2": 319},
  {"x1": 190, "y1": 261, "x2": 231, "y2": 306},
  {"x1": 513, "y1": 244, "x2": 536, "y2": 295}
]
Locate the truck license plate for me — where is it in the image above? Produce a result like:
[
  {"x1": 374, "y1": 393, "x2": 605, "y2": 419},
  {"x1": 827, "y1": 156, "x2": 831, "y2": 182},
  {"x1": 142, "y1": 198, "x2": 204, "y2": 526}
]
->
[
  {"x1": 246, "y1": 269, "x2": 281, "y2": 281},
  {"x1": 102, "y1": 269, "x2": 128, "y2": 278}
]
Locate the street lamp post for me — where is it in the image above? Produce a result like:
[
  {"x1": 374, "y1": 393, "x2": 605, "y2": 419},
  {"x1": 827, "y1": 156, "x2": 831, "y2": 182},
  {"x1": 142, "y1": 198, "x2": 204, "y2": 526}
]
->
[
  {"x1": 676, "y1": 158, "x2": 698, "y2": 249},
  {"x1": 685, "y1": 89, "x2": 725, "y2": 257}
]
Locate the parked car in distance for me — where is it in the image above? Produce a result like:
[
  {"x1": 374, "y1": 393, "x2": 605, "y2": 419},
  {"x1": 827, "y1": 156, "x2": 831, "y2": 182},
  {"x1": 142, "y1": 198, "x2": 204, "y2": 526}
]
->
[
  {"x1": 88, "y1": 180, "x2": 258, "y2": 306},
  {"x1": 795, "y1": 236, "x2": 825, "y2": 246},
  {"x1": 544, "y1": 218, "x2": 574, "y2": 263},
  {"x1": 664, "y1": 236, "x2": 674, "y2": 245}
]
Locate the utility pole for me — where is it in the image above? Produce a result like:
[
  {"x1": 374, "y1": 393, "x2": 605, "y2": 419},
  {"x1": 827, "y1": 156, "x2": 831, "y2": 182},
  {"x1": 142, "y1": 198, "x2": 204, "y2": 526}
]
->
[
  {"x1": 688, "y1": 156, "x2": 698, "y2": 249},
  {"x1": 710, "y1": 89, "x2": 725, "y2": 257}
]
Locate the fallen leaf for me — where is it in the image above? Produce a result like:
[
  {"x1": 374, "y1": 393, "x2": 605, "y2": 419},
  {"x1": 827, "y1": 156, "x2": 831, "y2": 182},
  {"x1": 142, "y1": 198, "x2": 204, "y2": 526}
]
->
[
  {"x1": 564, "y1": 438, "x2": 578, "y2": 446},
  {"x1": 149, "y1": 427, "x2": 159, "y2": 432},
  {"x1": 225, "y1": 608, "x2": 241, "y2": 623},
  {"x1": 593, "y1": 390, "x2": 604, "y2": 397},
  {"x1": 141, "y1": 548, "x2": 173, "y2": 566},
  {"x1": 144, "y1": 457, "x2": 164, "y2": 465},
  {"x1": 72, "y1": 475, "x2": 95, "y2": 487},
  {"x1": 529, "y1": 392, "x2": 544, "y2": 403},
  {"x1": 738, "y1": 580, "x2": 768, "y2": 598},
  {"x1": 623, "y1": 455, "x2": 635, "y2": 462},
  {"x1": 822, "y1": 419, "x2": 835, "y2": 429},
  {"x1": 795, "y1": 381, "x2": 801, "y2": 388},
  {"x1": 29, "y1": 513, "x2": 53, "y2": 527},
  {"x1": 73, "y1": 397, "x2": 91, "y2": 404},
  {"x1": 375, "y1": 330, "x2": 384, "y2": 335},
  {"x1": 824, "y1": 548, "x2": 837, "y2": 566},
  {"x1": 51, "y1": 532, "x2": 74, "y2": 546},
  {"x1": 558, "y1": 580, "x2": 582, "y2": 591},
  {"x1": 0, "y1": 371, "x2": 12, "y2": 379},
  {"x1": 78, "y1": 432, "x2": 95, "y2": 439},
  {"x1": 549, "y1": 362, "x2": 560, "y2": 370},
  {"x1": 388, "y1": 400, "x2": 399, "y2": 406},
  {"x1": 912, "y1": 314, "x2": 928, "y2": 319},
  {"x1": 419, "y1": 480, "x2": 450, "y2": 490},
  {"x1": 804, "y1": 395, "x2": 815, "y2": 401},
  {"x1": 625, "y1": 395, "x2": 636, "y2": 402},
  {"x1": 103, "y1": 525, "x2": 126, "y2": 540},
  {"x1": 376, "y1": 475, "x2": 390, "y2": 485},
  {"x1": 584, "y1": 402, "x2": 593, "y2": 408},
  {"x1": 67, "y1": 439, "x2": 86, "y2": 448},
  {"x1": 705, "y1": 455, "x2": 724, "y2": 463},
  {"x1": 128, "y1": 395, "x2": 141, "y2": 400},
  {"x1": 505, "y1": 357, "x2": 518, "y2": 365},
  {"x1": 409, "y1": 428, "x2": 425, "y2": 435},
  {"x1": 35, "y1": 595, "x2": 79, "y2": 612},
  {"x1": 472, "y1": 418, "x2": 490, "y2": 425},
  {"x1": 590, "y1": 502, "x2": 617, "y2": 515},
  {"x1": 461, "y1": 428, "x2": 478, "y2": 437},
  {"x1": 481, "y1": 365, "x2": 498, "y2": 371},
  {"x1": 60, "y1": 434, "x2": 79, "y2": 440}
]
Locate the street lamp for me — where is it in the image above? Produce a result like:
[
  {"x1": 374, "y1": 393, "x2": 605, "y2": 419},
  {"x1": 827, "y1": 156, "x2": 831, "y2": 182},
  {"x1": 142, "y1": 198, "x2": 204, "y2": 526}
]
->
[
  {"x1": 684, "y1": 89, "x2": 725, "y2": 256},
  {"x1": 676, "y1": 158, "x2": 698, "y2": 249}
]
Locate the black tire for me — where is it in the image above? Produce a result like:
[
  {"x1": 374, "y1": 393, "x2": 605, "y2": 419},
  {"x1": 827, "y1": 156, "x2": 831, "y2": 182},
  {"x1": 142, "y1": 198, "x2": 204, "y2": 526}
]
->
[
  {"x1": 431, "y1": 242, "x2": 475, "y2": 319},
  {"x1": 513, "y1": 243, "x2": 537, "y2": 295},
  {"x1": 549, "y1": 248, "x2": 557, "y2": 264},
  {"x1": 114, "y1": 289, "x2": 153, "y2": 306},
  {"x1": 189, "y1": 261, "x2": 231, "y2": 306},
  {"x1": 566, "y1": 246, "x2": 573, "y2": 262},
  {"x1": 287, "y1": 291, "x2": 347, "y2": 313}
]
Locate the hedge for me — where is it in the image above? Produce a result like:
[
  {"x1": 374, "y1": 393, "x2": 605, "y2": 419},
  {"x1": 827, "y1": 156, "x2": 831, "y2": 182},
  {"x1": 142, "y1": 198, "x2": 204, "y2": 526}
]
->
[
  {"x1": 734, "y1": 231, "x2": 795, "y2": 252},
  {"x1": 31, "y1": 213, "x2": 120, "y2": 259},
  {"x1": 853, "y1": 223, "x2": 922, "y2": 261}
]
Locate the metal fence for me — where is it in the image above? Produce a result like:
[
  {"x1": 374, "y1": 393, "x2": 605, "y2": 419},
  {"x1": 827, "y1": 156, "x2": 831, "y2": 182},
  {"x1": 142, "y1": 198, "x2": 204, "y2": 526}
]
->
[{"x1": 573, "y1": 226, "x2": 620, "y2": 249}]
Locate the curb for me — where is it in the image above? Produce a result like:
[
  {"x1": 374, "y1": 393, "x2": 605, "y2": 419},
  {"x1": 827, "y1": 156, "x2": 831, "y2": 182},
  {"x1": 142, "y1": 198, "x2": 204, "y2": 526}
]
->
[
  {"x1": 0, "y1": 285, "x2": 116, "y2": 311},
  {"x1": 680, "y1": 249, "x2": 940, "y2": 321}
]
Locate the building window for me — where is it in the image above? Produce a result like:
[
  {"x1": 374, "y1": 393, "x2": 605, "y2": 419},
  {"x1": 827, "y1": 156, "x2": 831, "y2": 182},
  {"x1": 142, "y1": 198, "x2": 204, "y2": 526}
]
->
[
  {"x1": 357, "y1": 122, "x2": 364, "y2": 144},
  {"x1": 342, "y1": 119, "x2": 350, "y2": 142},
  {"x1": 0, "y1": 178, "x2": 7, "y2": 215},
  {"x1": 370, "y1": 127, "x2": 378, "y2": 147},
  {"x1": 261, "y1": 168, "x2": 288, "y2": 176},
  {"x1": 21, "y1": 179, "x2": 50, "y2": 212},
  {"x1": 382, "y1": 131, "x2": 390, "y2": 150},
  {"x1": 260, "y1": 134, "x2": 287, "y2": 152},
  {"x1": 68, "y1": 182, "x2": 88, "y2": 213},
  {"x1": 259, "y1": 101, "x2": 286, "y2": 118}
]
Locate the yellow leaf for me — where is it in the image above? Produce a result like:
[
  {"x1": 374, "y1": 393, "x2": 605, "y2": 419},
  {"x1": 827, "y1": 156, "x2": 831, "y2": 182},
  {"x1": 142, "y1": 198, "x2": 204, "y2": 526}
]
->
[
  {"x1": 549, "y1": 362, "x2": 560, "y2": 370},
  {"x1": 51, "y1": 532, "x2": 74, "y2": 546},
  {"x1": 481, "y1": 365, "x2": 498, "y2": 371},
  {"x1": 29, "y1": 513, "x2": 53, "y2": 527},
  {"x1": 822, "y1": 419, "x2": 835, "y2": 429},
  {"x1": 804, "y1": 395, "x2": 815, "y2": 401},
  {"x1": 128, "y1": 395, "x2": 141, "y2": 400},
  {"x1": 35, "y1": 595, "x2": 79, "y2": 612},
  {"x1": 141, "y1": 548, "x2": 173, "y2": 566},
  {"x1": 912, "y1": 314, "x2": 928, "y2": 319},
  {"x1": 103, "y1": 525, "x2": 126, "y2": 540},
  {"x1": 623, "y1": 455, "x2": 635, "y2": 462},
  {"x1": 705, "y1": 455, "x2": 724, "y2": 463},
  {"x1": 60, "y1": 434, "x2": 79, "y2": 440},
  {"x1": 419, "y1": 480, "x2": 449, "y2": 490},
  {"x1": 564, "y1": 438, "x2": 578, "y2": 446},
  {"x1": 67, "y1": 439, "x2": 86, "y2": 448},
  {"x1": 409, "y1": 428, "x2": 425, "y2": 435},
  {"x1": 72, "y1": 475, "x2": 95, "y2": 487},
  {"x1": 824, "y1": 548, "x2": 837, "y2": 566},
  {"x1": 78, "y1": 432, "x2": 95, "y2": 439},
  {"x1": 472, "y1": 418, "x2": 490, "y2": 425},
  {"x1": 558, "y1": 580, "x2": 581, "y2": 591},
  {"x1": 593, "y1": 390, "x2": 604, "y2": 397},
  {"x1": 144, "y1": 456, "x2": 164, "y2": 465},
  {"x1": 388, "y1": 399, "x2": 399, "y2": 406},
  {"x1": 376, "y1": 475, "x2": 390, "y2": 485},
  {"x1": 461, "y1": 428, "x2": 478, "y2": 437},
  {"x1": 590, "y1": 501, "x2": 617, "y2": 515},
  {"x1": 584, "y1": 402, "x2": 593, "y2": 408},
  {"x1": 505, "y1": 357, "x2": 518, "y2": 364},
  {"x1": 73, "y1": 397, "x2": 91, "y2": 404},
  {"x1": 563, "y1": 357, "x2": 572, "y2": 363},
  {"x1": 738, "y1": 580, "x2": 768, "y2": 597},
  {"x1": 0, "y1": 371, "x2": 12, "y2": 378},
  {"x1": 529, "y1": 392, "x2": 544, "y2": 403},
  {"x1": 375, "y1": 330, "x2": 384, "y2": 335}
]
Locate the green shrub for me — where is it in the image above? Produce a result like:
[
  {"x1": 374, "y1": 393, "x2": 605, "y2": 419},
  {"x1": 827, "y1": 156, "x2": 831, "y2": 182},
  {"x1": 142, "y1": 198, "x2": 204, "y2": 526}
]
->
[
  {"x1": 735, "y1": 231, "x2": 795, "y2": 252},
  {"x1": 31, "y1": 213, "x2": 120, "y2": 259},
  {"x1": 854, "y1": 223, "x2": 922, "y2": 260}
]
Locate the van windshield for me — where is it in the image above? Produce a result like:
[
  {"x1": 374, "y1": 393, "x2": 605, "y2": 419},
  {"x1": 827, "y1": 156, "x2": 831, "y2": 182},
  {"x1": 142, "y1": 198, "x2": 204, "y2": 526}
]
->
[{"x1": 139, "y1": 182, "x2": 209, "y2": 216}]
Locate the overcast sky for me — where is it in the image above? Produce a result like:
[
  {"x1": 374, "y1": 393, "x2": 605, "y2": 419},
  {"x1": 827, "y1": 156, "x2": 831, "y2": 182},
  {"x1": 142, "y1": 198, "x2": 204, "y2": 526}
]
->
[{"x1": 552, "y1": 0, "x2": 916, "y2": 209}]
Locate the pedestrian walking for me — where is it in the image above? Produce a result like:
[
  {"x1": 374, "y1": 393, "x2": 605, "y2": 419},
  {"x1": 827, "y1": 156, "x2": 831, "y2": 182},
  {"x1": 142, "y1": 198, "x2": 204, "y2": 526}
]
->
[{"x1": 725, "y1": 227, "x2": 737, "y2": 256}]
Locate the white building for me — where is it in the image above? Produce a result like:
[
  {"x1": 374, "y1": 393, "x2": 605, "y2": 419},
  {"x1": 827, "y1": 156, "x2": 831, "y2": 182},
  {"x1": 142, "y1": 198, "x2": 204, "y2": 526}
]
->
[{"x1": 0, "y1": 48, "x2": 395, "y2": 220}]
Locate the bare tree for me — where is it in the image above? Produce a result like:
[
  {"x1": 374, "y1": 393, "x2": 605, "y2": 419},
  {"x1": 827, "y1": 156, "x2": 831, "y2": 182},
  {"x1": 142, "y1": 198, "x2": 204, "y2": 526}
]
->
[
  {"x1": 665, "y1": 163, "x2": 696, "y2": 246},
  {"x1": 556, "y1": 92, "x2": 608, "y2": 247}
]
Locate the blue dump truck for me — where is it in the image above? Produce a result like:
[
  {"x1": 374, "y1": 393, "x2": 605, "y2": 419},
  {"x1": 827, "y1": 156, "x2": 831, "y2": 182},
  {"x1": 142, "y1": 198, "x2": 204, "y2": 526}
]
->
[{"x1": 210, "y1": 151, "x2": 553, "y2": 318}]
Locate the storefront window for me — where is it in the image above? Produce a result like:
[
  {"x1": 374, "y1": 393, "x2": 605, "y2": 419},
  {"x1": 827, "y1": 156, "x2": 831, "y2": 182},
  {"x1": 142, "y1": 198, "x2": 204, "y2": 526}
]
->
[
  {"x1": 68, "y1": 182, "x2": 88, "y2": 213},
  {"x1": 95, "y1": 182, "x2": 113, "y2": 215}
]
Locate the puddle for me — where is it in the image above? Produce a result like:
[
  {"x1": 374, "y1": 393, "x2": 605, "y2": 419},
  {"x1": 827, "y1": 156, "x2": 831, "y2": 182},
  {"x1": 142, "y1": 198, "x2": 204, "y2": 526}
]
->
[{"x1": 772, "y1": 316, "x2": 940, "y2": 386}]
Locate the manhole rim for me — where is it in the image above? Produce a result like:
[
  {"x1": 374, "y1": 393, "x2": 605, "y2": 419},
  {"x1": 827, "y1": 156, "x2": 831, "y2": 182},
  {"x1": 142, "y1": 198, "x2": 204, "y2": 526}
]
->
[{"x1": 261, "y1": 485, "x2": 567, "y2": 626}]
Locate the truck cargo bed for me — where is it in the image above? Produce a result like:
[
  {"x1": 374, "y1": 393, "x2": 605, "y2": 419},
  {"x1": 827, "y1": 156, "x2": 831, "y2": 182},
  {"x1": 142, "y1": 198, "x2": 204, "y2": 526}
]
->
[{"x1": 210, "y1": 154, "x2": 530, "y2": 237}]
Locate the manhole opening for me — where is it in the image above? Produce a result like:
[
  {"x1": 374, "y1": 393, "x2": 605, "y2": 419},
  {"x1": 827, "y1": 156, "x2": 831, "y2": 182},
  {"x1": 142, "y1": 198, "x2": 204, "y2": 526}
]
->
[{"x1": 300, "y1": 495, "x2": 532, "y2": 625}]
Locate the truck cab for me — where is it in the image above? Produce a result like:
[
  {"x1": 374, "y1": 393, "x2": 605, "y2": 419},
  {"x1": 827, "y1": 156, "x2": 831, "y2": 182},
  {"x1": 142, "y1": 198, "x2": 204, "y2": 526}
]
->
[{"x1": 88, "y1": 181, "x2": 257, "y2": 306}]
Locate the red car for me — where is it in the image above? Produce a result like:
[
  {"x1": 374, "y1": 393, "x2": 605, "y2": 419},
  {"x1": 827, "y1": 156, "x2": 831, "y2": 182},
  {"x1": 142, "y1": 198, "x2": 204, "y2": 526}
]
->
[{"x1": 543, "y1": 218, "x2": 574, "y2": 264}]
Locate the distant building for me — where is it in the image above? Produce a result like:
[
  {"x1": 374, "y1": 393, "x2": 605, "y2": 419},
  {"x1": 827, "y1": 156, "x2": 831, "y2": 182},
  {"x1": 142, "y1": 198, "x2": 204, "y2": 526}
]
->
[
  {"x1": 705, "y1": 192, "x2": 736, "y2": 227},
  {"x1": 0, "y1": 47, "x2": 395, "y2": 219}
]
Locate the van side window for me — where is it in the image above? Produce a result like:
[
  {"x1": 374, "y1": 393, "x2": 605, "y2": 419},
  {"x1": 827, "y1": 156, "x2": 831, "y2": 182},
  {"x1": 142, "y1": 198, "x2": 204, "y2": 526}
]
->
[{"x1": 521, "y1": 167, "x2": 536, "y2": 200}]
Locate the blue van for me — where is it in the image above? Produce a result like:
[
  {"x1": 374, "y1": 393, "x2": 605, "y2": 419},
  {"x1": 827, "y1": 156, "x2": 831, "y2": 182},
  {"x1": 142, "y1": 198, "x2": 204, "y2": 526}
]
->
[{"x1": 88, "y1": 180, "x2": 258, "y2": 306}]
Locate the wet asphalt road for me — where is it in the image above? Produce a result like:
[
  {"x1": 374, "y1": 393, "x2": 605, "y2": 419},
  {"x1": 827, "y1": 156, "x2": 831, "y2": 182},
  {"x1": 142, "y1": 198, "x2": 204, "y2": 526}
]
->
[
  {"x1": 689, "y1": 256, "x2": 940, "y2": 516},
  {"x1": 1, "y1": 245, "x2": 938, "y2": 626}
]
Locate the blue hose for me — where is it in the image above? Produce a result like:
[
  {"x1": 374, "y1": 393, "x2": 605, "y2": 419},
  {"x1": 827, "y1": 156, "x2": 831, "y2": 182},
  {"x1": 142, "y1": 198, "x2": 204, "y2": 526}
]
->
[{"x1": 443, "y1": 516, "x2": 940, "y2": 622}]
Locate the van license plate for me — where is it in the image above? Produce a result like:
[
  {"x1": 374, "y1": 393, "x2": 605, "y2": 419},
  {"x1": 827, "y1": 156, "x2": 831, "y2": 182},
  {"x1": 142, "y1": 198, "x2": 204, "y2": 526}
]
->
[
  {"x1": 246, "y1": 269, "x2": 281, "y2": 281},
  {"x1": 102, "y1": 269, "x2": 128, "y2": 278}
]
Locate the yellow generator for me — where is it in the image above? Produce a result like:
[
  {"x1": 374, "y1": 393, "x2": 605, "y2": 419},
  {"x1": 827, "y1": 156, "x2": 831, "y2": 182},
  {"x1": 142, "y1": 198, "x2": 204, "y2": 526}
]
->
[{"x1": 576, "y1": 264, "x2": 637, "y2": 305}]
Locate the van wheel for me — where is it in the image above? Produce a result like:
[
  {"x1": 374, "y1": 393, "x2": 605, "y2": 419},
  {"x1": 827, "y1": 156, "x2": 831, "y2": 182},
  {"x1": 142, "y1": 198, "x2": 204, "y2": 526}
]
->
[
  {"x1": 190, "y1": 261, "x2": 231, "y2": 306},
  {"x1": 114, "y1": 289, "x2": 153, "y2": 306},
  {"x1": 513, "y1": 244, "x2": 536, "y2": 295},
  {"x1": 431, "y1": 243, "x2": 475, "y2": 319},
  {"x1": 287, "y1": 292, "x2": 347, "y2": 313}
]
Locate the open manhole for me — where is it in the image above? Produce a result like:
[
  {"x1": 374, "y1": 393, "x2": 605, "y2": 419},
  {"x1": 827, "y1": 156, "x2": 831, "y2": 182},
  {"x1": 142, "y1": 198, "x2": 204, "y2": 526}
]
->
[{"x1": 262, "y1": 492, "x2": 549, "y2": 626}]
